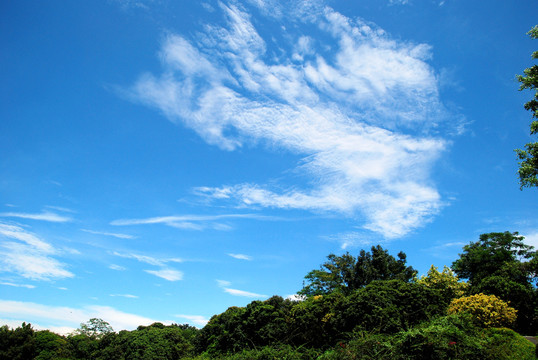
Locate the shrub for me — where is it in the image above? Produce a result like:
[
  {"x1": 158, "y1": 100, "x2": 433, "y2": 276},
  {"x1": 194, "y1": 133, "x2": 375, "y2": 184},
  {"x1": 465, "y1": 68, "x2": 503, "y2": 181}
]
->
[
  {"x1": 481, "y1": 327, "x2": 536, "y2": 360},
  {"x1": 447, "y1": 293, "x2": 517, "y2": 328}
]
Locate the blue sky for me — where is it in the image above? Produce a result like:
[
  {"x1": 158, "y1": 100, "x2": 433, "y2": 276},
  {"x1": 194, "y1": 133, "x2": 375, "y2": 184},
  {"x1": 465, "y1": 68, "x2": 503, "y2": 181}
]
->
[{"x1": 1, "y1": 0, "x2": 537, "y2": 333}]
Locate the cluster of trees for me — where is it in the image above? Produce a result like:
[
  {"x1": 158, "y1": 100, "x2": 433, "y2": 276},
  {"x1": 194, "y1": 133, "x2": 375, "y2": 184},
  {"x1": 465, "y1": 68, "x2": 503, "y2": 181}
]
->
[
  {"x1": 0, "y1": 320, "x2": 198, "y2": 360},
  {"x1": 1, "y1": 231, "x2": 537, "y2": 359}
]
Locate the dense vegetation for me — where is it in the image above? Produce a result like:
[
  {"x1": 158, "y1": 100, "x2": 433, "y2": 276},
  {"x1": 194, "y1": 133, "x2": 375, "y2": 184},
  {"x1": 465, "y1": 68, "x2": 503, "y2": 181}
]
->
[{"x1": 1, "y1": 232, "x2": 537, "y2": 359}]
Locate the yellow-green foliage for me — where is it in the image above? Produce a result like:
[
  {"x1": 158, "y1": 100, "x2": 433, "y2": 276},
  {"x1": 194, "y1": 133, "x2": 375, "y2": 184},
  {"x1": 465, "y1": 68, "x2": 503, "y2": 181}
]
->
[
  {"x1": 418, "y1": 265, "x2": 469, "y2": 298},
  {"x1": 447, "y1": 293, "x2": 517, "y2": 328}
]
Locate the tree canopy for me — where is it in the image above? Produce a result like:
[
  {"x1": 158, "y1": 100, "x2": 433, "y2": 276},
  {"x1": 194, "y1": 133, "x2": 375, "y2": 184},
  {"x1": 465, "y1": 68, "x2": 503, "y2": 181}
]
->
[
  {"x1": 451, "y1": 231, "x2": 538, "y2": 333},
  {"x1": 516, "y1": 25, "x2": 538, "y2": 188},
  {"x1": 299, "y1": 245, "x2": 416, "y2": 296}
]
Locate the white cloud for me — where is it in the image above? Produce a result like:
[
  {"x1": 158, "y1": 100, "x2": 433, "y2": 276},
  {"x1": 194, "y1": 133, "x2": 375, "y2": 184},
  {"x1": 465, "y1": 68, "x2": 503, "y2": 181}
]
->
[
  {"x1": 110, "y1": 294, "x2": 138, "y2": 298},
  {"x1": 109, "y1": 264, "x2": 127, "y2": 271},
  {"x1": 111, "y1": 213, "x2": 276, "y2": 229},
  {"x1": 111, "y1": 251, "x2": 184, "y2": 281},
  {"x1": 0, "y1": 211, "x2": 72, "y2": 223},
  {"x1": 216, "y1": 279, "x2": 267, "y2": 298},
  {"x1": 0, "y1": 300, "x2": 166, "y2": 334},
  {"x1": 0, "y1": 223, "x2": 74, "y2": 281},
  {"x1": 0, "y1": 282, "x2": 35, "y2": 289},
  {"x1": 81, "y1": 229, "x2": 135, "y2": 239},
  {"x1": 127, "y1": 1, "x2": 461, "y2": 238},
  {"x1": 145, "y1": 268, "x2": 183, "y2": 281},
  {"x1": 286, "y1": 294, "x2": 306, "y2": 301},
  {"x1": 324, "y1": 231, "x2": 377, "y2": 250},
  {"x1": 523, "y1": 231, "x2": 538, "y2": 249},
  {"x1": 112, "y1": 251, "x2": 183, "y2": 267},
  {"x1": 216, "y1": 279, "x2": 231, "y2": 287},
  {"x1": 228, "y1": 253, "x2": 252, "y2": 260},
  {"x1": 175, "y1": 314, "x2": 209, "y2": 327},
  {"x1": 223, "y1": 287, "x2": 267, "y2": 298}
]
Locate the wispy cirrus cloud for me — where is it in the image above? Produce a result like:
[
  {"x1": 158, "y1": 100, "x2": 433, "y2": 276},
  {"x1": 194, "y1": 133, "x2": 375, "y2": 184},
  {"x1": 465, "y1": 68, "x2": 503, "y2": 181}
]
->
[
  {"x1": 228, "y1": 253, "x2": 252, "y2": 260},
  {"x1": 126, "y1": 1, "x2": 460, "y2": 239},
  {"x1": 110, "y1": 294, "x2": 138, "y2": 299},
  {"x1": 145, "y1": 268, "x2": 183, "y2": 281},
  {"x1": 0, "y1": 282, "x2": 36, "y2": 289},
  {"x1": 216, "y1": 279, "x2": 267, "y2": 298},
  {"x1": 112, "y1": 251, "x2": 183, "y2": 281},
  {"x1": 109, "y1": 264, "x2": 127, "y2": 271},
  {"x1": 81, "y1": 229, "x2": 135, "y2": 239},
  {"x1": 0, "y1": 211, "x2": 72, "y2": 223},
  {"x1": 110, "y1": 213, "x2": 278, "y2": 231},
  {"x1": 0, "y1": 223, "x2": 74, "y2": 281}
]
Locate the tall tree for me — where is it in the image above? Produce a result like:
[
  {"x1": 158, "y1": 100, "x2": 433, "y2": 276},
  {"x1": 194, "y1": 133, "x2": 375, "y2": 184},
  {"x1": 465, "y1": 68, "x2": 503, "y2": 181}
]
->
[
  {"x1": 299, "y1": 245, "x2": 416, "y2": 296},
  {"x1": 451, "y1": 231, "x2": 538, "y2": 333},
  {"x1": 516, "y1": 25, "x2": 538, "y2": 188}
]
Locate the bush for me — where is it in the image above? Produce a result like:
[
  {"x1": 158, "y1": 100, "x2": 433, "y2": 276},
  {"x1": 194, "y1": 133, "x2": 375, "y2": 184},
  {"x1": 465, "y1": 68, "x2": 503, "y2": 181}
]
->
[
  {"x1": 481, "y1": 328, "x2": 536, "y2": 360},
  {"x1": 391, "y1": 315, "x2": 484, "y2": 360},
  {"x1": 447, "y1": 293, "x2": 517, "y2": 328}
]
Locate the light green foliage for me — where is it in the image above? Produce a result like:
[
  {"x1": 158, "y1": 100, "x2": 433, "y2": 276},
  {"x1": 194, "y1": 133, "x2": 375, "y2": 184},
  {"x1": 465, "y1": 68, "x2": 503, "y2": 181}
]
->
[
  {"x1": 417, "y1": 265, "x2": 469, "y2": 300},
  {"x1": 447, "y1": 293, "x2": 517, "y2": 328},
  {"x1": 74, "y1": 318, "x2": 114, "y2": 339},
  {"x1": 481, "y1": 327, "x2": 537, "y2": 360},
  {"x1": 516, "y1": 25, "x2": 538, "y2": 188},
  {"x1": 299, "y1": 245, "x2": 416, "y2": 296}
]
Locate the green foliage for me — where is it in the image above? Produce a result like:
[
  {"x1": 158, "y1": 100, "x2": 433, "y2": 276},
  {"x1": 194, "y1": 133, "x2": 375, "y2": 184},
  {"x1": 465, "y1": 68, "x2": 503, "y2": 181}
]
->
[
  {"x1": 390, "y1": 315, "x2": 485, "y2": 360},
  {"x1": 481, "y1": 327, "x2": 537, "y2": 360},
  {"x1": 451, "y1": 231, "x2": 538, "y2": 333},
  {"x1": 74, "y1": 318, "x2": 114, "y2": 339},
  {"x1": 299, "y1": 246, "x2": 416, "y2": 296},
  {"x1": 0, "y1": 323, "x2": 35, "y2": 360},
  {"x1": 336, "y1": 280, "x2": 447, "y2": 335},
  {"x1": 447, "y1": 294, "x2": 517, "y2": 328},
  {"x1": 34, "y1": 330, "x2": 71, "y2": 360},
  {"x1": 106, "y1": 323, "x2": 193, "y2": 360},
  {"x1": 417, "y1": 265, "x2": 469, "y2": 300},
  {"x1": 451, "y1": 232, "x2": 534, "y2": 284},
  {"x1": 516, "y1": 25, "x2": 538, "y2": 188},
  {"x1": 288, "y1": 293, "x2": 344, "y2": 348}
]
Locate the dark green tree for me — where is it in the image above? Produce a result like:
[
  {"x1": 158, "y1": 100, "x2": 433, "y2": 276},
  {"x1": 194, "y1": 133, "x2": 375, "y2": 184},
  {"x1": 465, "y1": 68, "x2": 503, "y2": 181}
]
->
[
  {"x1": 0, "y1": 323, "x2": 36, "y2": 360},
  {"x1": 516, "y1": 25, "x2": 538, "y2": 188},
  {"x1": 451, "y1": 232, "x2": 535, "y2": 285},
  {"x1": 299, "y1": 245, "x2": 416, "y2": 296}
]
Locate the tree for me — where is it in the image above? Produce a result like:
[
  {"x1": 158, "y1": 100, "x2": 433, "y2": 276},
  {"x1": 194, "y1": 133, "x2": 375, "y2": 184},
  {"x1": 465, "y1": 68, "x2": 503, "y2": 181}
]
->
[
  {"x1": 417, "y1": 265, "x2": 469, "y2": 300},
  {"x1": 74, "y1": 318, "x2": 114, "y2": 339},
  {"x1": 447, "y1": 294, "x2": 517, "y2": 328},
  {"x1": 516, "y1": 25, "x2": 538, "y2": 188},
  {"x1": 451, "y1": 232, "x2": 535, "y2": 285},
  {"x1": 451, "y1": 232, "x2": 538, "y2": 333},
  {"x1": 298, "y1": 245, "x2": 416, "y2": 296}
]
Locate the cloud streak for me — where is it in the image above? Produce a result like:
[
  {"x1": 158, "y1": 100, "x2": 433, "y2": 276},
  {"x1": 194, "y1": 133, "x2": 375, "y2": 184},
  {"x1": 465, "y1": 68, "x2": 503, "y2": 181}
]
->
[
  {"x1": 127, "y1": 1, "x2": 460, "y2": 238},
  {"x1": 0, "y1": 211, "x2": 72, "y2": 223},
  {"x1": 0, "y1": 223, "x2": 74, "y2": 281},
  {"x1": 81, "y1": 229, "x2": 135, "y2": 239},
  {"x1": 216, "y1": 279, "x2": 267, "y2": 299},
  {"x1": 112, "y1": 251, "x2": 184, "y2": 281}
]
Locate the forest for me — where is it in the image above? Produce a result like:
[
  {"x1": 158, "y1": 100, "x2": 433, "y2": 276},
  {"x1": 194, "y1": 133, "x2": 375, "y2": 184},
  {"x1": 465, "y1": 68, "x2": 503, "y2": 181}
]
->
[{"x1": 1, "y1": 231, "x2": 537, "y2": 359}]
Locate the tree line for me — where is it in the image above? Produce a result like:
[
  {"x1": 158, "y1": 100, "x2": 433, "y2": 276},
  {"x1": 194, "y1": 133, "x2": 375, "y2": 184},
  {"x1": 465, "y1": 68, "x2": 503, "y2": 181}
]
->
[{"x1": 1, "y1": 231, "x2": 537, "y2": 359}]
